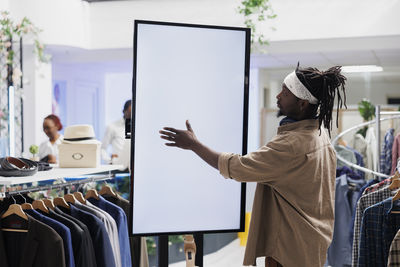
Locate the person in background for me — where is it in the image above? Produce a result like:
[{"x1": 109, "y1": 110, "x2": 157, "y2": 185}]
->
[
  {"x1": 39, "y1": 114, "x2": 63, "y2": 163},
  {"x1": 101, "y1": 100, "x2": 131, "y2": 169}
]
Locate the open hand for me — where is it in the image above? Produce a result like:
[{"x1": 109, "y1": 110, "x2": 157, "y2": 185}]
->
[{"x1": 159, "y1": 120, "x2": 198, "y2": 150}]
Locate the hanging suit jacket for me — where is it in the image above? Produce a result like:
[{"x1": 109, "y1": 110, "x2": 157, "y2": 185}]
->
[
  {"x1": 104, "y1": 195, "x2": 149, "y2": 267},
  {"x1": 59, "y1": 204, "x2": 116, "y2": 267},
  {"x1": 25, "y1": 209, "x2": 75, "y2": 267},
  {"x1": 43, "y1": 207, "x2": 97, "y2": 267},
  {"x1": 0, "y1": 215, "x2": 65, "y2": 267},
  {"x1": 88, "y1": 195, "x2": 132, "y2": 267}
]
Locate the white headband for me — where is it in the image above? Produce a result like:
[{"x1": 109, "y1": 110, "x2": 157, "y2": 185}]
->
[{"x1": 283, "y1": 71, "x2": 318, "y2": 105}]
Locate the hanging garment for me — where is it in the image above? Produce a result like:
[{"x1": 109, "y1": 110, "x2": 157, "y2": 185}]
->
[
  {"x1": 41, "y1": 207, "x2": 97, "y2": 267},
  {"x1": 0, "y1": 214, "x2": 66, "y2": 267},
  {"x1": 349, "y1": 179, "x2": 379, "y2": 246},
  {"x1": 87, "y1": 195, "x2": 132, "y2": 267},
  {"x1": 25, "y1": 209, "x2": 75, "y2": 267},
  {"x1": 381, "y1": 128, "x2": 395, "y2": 175},
  {"x1": 388, "y1": 228, "x2": 400, "y2": 267},
  {"x1": 351, "y1": 133, "x2": 374, "y2": 180},
  {"x1": 352, "y1": 186, "x2": 393, "y2": 267},
  {"x1": 365, "y1": 127, "x2": 378, "y2": 172},
  {"x1": 347, "y1": 146, "x2": 365, "y2": 179},
  {"x1": 103, "y1": 194, "x2": 149, "y2": 267},
  {"x1": 50, "y1": 207, "x2": 97, "y2": 266},
  {"x1": 335, "y1": 145, "x2": 357, "y2": 169},
  {"x1": 358, "y1": 197, "x2": 400, "y2": 267},
  {"x1": 58, "y1": 205, "x2": 116, "y2": 267},
  {"x1": 362, "y1": 178, "x2": 391, "y2": 196},
  {"x1": 327, "y1": 175, "x2": 365, "y2": 266},
  {"x1": 392, "y1": 133, "x2": 400, "y2": 174},
  {"x1": 73, "y1": 201, "x2": 121, "y2": 267}
]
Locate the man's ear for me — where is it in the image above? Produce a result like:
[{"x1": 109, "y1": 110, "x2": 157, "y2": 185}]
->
[{"x1": 298, "y1": 99, "x2": 309, "y2": 112}]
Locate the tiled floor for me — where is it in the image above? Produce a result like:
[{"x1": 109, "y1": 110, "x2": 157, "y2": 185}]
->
[{"x1": 169, "y1": 238, "x2": 266, "y2": 267}]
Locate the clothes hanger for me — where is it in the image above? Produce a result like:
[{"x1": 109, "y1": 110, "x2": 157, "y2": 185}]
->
[
  {"x1": 99, "y1": 182, "x2": 117, "y2": 198},
  {"x1": 54, "y1": 197, "x2": 70, "y2": 209},
  {"x1": 43, "y1": 198, "x2": 56, "y2": 210},
  {"x1": 389, "y1": 178, "x2": 400, "y2": 190},
  {"x1": 73, "y1": 192, "x2": 86, "y2": 204},
  {"x1": 85, "y1": 189, "x2": 99, "y2": 200},
  {"x1": 1, "y1": 196, "x2": 29, "y2": 232},
  {"x1": 32, "y1": 199, "x2": 49, "y2": 213},
  {"x1": 20, "y1": 193, "x2": 33, "y2": 210},
  {"x1": 64, "y1": 193, "x2": 77, "y2": 204}
]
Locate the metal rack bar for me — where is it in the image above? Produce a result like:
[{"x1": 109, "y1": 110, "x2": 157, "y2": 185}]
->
[
  {"x1": 333, "y1": 110, "x2": 400, "y2": 178},
  {"x1": 4, "y1": 172, "x2": 114, "y2": 197},
  {"x1": 376, "y1": 105, "x2": 381, "y2": 173}
]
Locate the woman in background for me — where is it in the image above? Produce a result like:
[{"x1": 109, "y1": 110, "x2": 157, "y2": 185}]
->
[{"x1": 39, "y1": 114, "x2": 63, "y2": 163}]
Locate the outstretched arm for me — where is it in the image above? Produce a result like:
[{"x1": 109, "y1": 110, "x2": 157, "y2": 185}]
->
[{"x1": 159, "y1": 120, "x2": 221, "y2": 170}]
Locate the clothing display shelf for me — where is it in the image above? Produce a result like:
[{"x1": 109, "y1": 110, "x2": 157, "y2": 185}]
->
[
  {"x1": 332, "y1": 105, "x2": 400, "y2": 178},
  {"x1": 0, "y1": 164, "x2": 124, "y2": 198}
]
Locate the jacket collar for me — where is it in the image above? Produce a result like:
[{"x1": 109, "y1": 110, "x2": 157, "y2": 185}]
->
[{"x1": 277, "y1": 119, "x2": 319, "y2": 134}]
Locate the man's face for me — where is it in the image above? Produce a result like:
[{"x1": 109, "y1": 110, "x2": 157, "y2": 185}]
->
[
  {"x1": 276, "y1": 84, "x2": 300, "y2": 118},
  {"x1": 124, "y1": 105, "x2": 132, "y2": 120}
]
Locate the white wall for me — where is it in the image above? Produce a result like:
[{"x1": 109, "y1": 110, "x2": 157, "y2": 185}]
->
[
  {"x1": 22, "y1": 48, "x2": 52, "y2": 153},
  {"x1": 4, "y1": 0, "x2": 400, "y2": 49},
  {"x1": 104, "y1": 72, "x2": 132, "y2": 126}
]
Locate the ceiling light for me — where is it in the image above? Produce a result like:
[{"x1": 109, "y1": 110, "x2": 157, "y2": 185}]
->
[{"x1": 341, "y1": 65, "x2": 383, "y2": 73}]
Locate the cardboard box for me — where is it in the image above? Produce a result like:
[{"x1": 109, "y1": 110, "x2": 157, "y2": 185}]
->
[{"x1": 59, "y1": 143, "x2": 101, "y2": 168}]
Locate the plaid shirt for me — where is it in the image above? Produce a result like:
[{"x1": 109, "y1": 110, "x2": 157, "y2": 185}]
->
[
  {"x1": 358, "y1": 197, "x2": 400, "y2": 267},
  {"x1": 381, "y1": 128, "x2": 395, "y2": 175},
  {"x1": 352, "y1": 186, "x2": 393, "y2": 266},
  {"x1": 389, "y1": 228, "x2": 400, "y2": 266},
  {"x1": 362, "y1": 178, "x2": 391, "y2": 196}
]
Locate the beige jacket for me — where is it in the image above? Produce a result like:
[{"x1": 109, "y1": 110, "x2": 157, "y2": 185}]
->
[{"x1": 218, "y1": 119, "x2": 336, "y2": 267}]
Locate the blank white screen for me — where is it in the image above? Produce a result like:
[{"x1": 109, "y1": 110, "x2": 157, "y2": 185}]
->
[{"x1": 132, "y1": 22, "x2": 247, "y2": 235}]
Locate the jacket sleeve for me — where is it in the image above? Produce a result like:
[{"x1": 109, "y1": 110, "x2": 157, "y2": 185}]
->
[{"x1": 218, "y1": 135, "x2": 295, "y2": 183}]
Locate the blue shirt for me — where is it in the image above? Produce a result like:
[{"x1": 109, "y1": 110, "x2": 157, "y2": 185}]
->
[
  {"x1": 381, "y1": 128, "x2": 395, "y2": 175},
  {"x1": 328, "y1": 174, "x2": 364, "y2": 266},
  {"x1": 69, "y1": 204, "x2": 116, "y2": 267},
  {"x1": 358, "y1": 197, "x2": 400, "y2": 267},
  {"x1": 87, "y1": 195, "x2": 132, "y2": 267},
  {"x1": 25, "y1": 209, "x2": 75, "y2": 267}
]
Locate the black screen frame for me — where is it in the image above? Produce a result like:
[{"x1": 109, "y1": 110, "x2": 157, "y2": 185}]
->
[{"x1": 130, "y1": 20, "x2": 250, "y2": 237}]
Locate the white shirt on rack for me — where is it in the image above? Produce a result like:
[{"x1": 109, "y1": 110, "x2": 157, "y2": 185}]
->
[
  {"x1": 101, "y1": 118, "x2": 130, "y2": 169},
  {"x1": 38, "y1": 135, "x2": 63, "y2": 161}
]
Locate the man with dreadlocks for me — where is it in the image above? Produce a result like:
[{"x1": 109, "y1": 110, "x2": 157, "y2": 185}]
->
[{"x1": 159, "y1": 64, "x2": 347, "y2": 267}]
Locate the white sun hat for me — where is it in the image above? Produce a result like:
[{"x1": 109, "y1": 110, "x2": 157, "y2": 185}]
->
[{"x1": 62, "y1": 125, "x2": 101, "y2": 145}]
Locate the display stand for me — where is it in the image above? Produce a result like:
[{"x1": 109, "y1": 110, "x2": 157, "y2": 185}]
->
[{"x1": 158, "y1": 234, "x2": 203, "y2": 267}]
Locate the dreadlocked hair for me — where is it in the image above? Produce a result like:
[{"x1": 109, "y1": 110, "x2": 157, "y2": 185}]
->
[{"x1": 295, "y1": 64, "x2": 347, "y2": 137}]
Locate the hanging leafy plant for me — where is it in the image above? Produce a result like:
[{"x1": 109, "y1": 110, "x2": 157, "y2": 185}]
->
[
  {"x1": 237, "y1": 0, "x2": 277, "y2": 49},
  {"x1": 0, "y1": 11, "x2": 50, "y2": 86},
  {"x1": 356, "y1": 99, "x2": 375, "y2": 137}
]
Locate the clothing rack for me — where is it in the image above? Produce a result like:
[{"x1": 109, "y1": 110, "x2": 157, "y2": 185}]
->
[
  {"x1": 4, "y1": 172, "x2": 114, "y2": 197},
  {"x1": 332, "y1": 105, "x2": 400, "y2": 178}
]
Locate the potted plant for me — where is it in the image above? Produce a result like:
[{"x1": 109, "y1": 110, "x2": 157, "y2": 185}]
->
[{"x1": 29, "y1": 144, "x2": 39, "y2": 161}]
